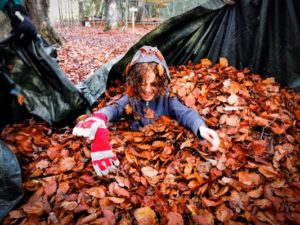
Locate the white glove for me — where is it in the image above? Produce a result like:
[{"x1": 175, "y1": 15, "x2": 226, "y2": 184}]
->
[{"x1": 199, "y1": 126, "x2": 220, "y2": 151}]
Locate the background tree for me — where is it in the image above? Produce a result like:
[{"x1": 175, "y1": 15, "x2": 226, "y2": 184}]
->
[
  {"x1": 24, "y1": 0, "x2": 63, "y2": 45},
  {"x1": 103, "y1": 0, "x2": 121, "y2": 31}
]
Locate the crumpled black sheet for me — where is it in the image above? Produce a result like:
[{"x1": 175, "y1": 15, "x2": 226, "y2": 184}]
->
[
  {"x1": 108, "y1": 0, "x2": 300, "y2": 92},
  {"x1": 0, "y1": 35, "x2": 89, "y2": 129},
  {"x1": 0, "y1": 140, "x2": 23, "y2": 223}
]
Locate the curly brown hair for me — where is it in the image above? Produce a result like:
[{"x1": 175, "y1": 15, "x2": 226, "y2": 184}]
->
[{"x1": 126, "y1": 62, "x2": 170, "y2": 101}]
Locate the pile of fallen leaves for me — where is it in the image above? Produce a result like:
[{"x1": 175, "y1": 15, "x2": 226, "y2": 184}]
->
[
  {"x1": 1, "y1": 58, "x2": 300, "y2": 225},
  {"x1": 56, "y1": 26, "x2": 153, "y2": 84}
]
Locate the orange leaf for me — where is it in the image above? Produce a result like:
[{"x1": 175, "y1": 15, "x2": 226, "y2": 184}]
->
[
  {"x1": 215, "y1": 204, "x2": 234, "y2": 222},
  {"x1": 184, "y1": 94, "x2": 196, "y2": 107},
  {"x1": 177, "y1": 87, "x2": 187, "y2": 97},
  {"x1": 167, "y1": 212, "x2": 184, "y2": 225},
  {"x1": 59, "y1": 157, "x2": 76, "y2": 172},
  {"x1": 141, "y1": 166, "x2": 158, "y2": 177},
  {"x1": 238, "y1": 171, "x2": 262, "y2": 186},
  {"x1": 42, "y1": 176, "x2": 57, "y2": 196},
  {"x1": 258, "y1": 165, "x2": 280, "y2": 179},
  {"x1": 126, "y1": 86, "x2": 134, "y2": 97},
  {"x1": 125, "y1": 103, "x2": 133, "y2": 115},
  {"x1": 251, "y1": 140, "x2": 268, "y2": 156},
  {"x1": 144, "y1": 108, "x2": 155, "y2": 119},
  {"x1": 17, "y1": 95, "x2": 25, "y2": 105},
  {"x1": 157, "y1": 64, "x2": 164, "y2": 76},
  {"x1": 271, "y1": 123, "x2": 286, "y2": 134},
  {"x1": 201, "y1": 58, "x2": 212, "y2": 67},
  {"x1": 134, "y1": 207, "x2": 156, "y2": 225},
  {"x1": 219, "y1": 57, "x2": 228, "y2": 67},
  {"x1": 86, "y1": 187, "x2": 106, "y2": 198}
]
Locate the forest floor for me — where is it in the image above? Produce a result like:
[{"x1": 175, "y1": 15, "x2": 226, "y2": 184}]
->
[{"x1": 56, "y1": 25, "x2": 156, "y2": 84}]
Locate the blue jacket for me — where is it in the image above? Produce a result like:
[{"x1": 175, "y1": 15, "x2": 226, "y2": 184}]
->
[
  {"x1": 0, "y1": 0, "x2": 22, "y2": 12},
  {"x1": 98, "y1": 94, "x2": 206, "y2": 138}
]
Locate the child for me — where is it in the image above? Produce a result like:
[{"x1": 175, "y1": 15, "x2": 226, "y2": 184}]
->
[{"x1": 73, "y1": 46, "x2": 220, "y2": 176}]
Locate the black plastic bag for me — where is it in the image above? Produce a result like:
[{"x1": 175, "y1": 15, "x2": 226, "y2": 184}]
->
[
  {"x1": 108, "y1": 0, "x2": 300, "y2": 91},
  {"x1": 0, "y1": 140, "x2": 23, "y2": 223},
  {"x1": 0, "y1": 35, "x2": 89, "y2": 129}
]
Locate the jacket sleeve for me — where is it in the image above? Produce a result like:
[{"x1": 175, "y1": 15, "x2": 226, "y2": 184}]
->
[
  {"x1": 169, "y1": 96, "x2": 207, "y2": 138},
  {"x1": 97, "y1": 95, "x2": 129, "y2": 122}
]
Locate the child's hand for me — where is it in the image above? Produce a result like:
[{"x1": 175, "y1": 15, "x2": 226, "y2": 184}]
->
[
  {"x1": 199, "y1": 126, "x2": 220, "y2": 151},
  {"x1": 73, "y1": 113, "x2": 107, "y2": 141}
]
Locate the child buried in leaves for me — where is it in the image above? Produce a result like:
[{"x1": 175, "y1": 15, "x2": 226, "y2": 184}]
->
[{"x1": 73, "y1": 46, "x2": 220, "y2": 176}]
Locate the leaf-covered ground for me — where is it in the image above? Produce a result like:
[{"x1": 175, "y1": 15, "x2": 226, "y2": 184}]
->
[
  {"x1": 56, "y1": 26, "x2": 154, "y2": 84},
  {"x1": 1, "y1": 27, "x2": 300, "y2": 225}
]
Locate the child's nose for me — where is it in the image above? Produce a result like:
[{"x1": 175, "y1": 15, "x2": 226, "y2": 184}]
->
[{"x1": 144, "y1": 84, "x2": 152, "y2": 92}]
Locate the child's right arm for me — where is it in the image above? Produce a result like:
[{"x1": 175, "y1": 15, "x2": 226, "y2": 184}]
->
[{"x1": 96, "y1": 94, "x2": 129, "y2": 122}]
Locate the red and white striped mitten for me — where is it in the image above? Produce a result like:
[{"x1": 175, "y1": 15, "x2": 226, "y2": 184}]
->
[
  {"x1": 91, "y1": 127, "x2": 119, "y2": 176},
  {"x1": 73, "y1": 112, "x2": 119, "y2": 176}
]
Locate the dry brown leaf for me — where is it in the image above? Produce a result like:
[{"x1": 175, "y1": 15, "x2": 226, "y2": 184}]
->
[
  {"x1": 59, "y1": 157, "x2": 76, "y2": 172},
  {"x1": 215, "y1": 204, "x2": 234, "y2": 222},
  {"x1": 201, "y1": 58, "x2": 212, "y2": 67},
  {"x1": 225, "y1": 115, "x2": 240, "y2": 127},
  {"x1": 108, "y1": 197, "x2": 126, "y2": 204},
  {"x1": 258, "y1": 165, "x2": 280, "y2": 179},
  {"x1": 219, "y1": 57, "x2": 228, "y2": 67},
  {"x1": 141, "y1": 167, "x2": 159, "y2": 177},
  {"x1": 134, "y1": 207, "x2": 156, "y2": 225},
  {"x1": 144, "y1": 108, "x2": 155, "y2": 119},
  {"x1": 166, "y1": 212, "x2": 184, "y2": 225},
  {"x1": 86, "y1": 187, "x2": 106, "y2": 198},
  {"x1": 42, "y1": 176, "x2": 57, "y2": 196},
  {"x1": 238, "y1": 171, "x2": 262, "y2": 186}
]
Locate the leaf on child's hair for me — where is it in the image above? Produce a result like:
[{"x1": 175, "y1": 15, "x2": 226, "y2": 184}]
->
[
  {"x1": 157, "y1": 64, "x2": 164, "y2": 76},
  {"x1": 126, "y1": 86, "x2": 134, "y2": 97},
  {"x1": 125, "y1": 63, "x2": 131, "y2": 74},
  {"x1": 155, "y1": 50, "x2": 165, "y2": 61},
  {"x1": 144, "y1": 108, "x2": 155, "y2": 119},
  {"x1": 125, "y1": 104, "x2": 133, "y2": 115},
  {"x1": 140, "y1": 47, "x2": 147, "y2": 56}
]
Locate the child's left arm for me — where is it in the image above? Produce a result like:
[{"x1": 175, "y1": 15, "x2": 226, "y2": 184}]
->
[{"x1": 169, "y1": 97, "x2": 220, "y2": 150}]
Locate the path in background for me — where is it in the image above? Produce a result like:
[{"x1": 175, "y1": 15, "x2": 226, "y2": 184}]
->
[{"x1": 56, "y1": 26, "x2": 155, "y2": 84}]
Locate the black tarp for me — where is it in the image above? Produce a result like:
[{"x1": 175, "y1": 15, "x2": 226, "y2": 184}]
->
[
  {"x1": 0, "y1": 140, "x2": 23, "y2": 222},
  {"x1": 0, "y1": 35, "x2": 90, "y2": 221},
  {"x1": 0, "y1": 35, "x2": 89, "y2": 129},
  {"x1": 106, "y1": 0, "x2": 300, "y2": 93}
]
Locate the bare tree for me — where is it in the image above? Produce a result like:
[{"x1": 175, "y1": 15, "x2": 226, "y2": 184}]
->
[
  {"x1": 136, "y1": 0, "x2": 145, "y2": 22},
  {"x1": 24, "y1": 0, "x2": 63, "y2": 45},
  {"x1": 103, "y1": 0, "x2": 121, "y2": 31}
]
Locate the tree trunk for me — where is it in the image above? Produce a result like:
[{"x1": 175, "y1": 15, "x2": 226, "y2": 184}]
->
[
  {"x1": 136, "y1": 0, "x2": 145, "y2": 22},
  {"x1": 0, "y1": 14, "x2": 11, "y2": 38},
  {"x1": 104, "y1": 0, "x2": 121, "y2": 31},
  {"x1": 24, "y1": 0, "x2": 63, "y2": 45}
]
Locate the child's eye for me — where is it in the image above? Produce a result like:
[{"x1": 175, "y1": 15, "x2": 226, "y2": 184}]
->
[{"x1": 151, "y1": 82, "x2": 157, "y2": 87}]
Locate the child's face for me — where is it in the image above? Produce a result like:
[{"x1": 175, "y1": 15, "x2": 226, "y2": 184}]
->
[{"x1": 139, "y1": 70, "x2": 158, "y2": 101}]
